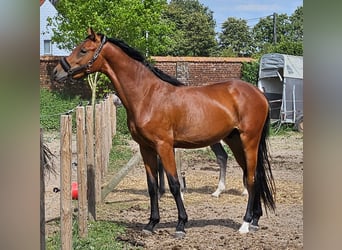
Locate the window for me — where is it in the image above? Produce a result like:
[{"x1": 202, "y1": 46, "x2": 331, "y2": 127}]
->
[{"x1": 44, "y1": 40, "x2": 52, "y2": 54}]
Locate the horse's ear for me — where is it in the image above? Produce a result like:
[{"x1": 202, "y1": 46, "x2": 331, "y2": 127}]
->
[{"x1": 87, "y1": 27, "x2": 96, "y2": 41}]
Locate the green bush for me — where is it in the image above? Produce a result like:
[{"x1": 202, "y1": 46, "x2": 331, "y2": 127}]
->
[
  {"x1": 241, "y1": 61, "x2": 260, "y2": 86},
  {"x1": 40, "y1": 89, "x2": 130, "y2": 136},
  {"x1": 40, "y1": 88, "x2": 83, "y2": 130}
]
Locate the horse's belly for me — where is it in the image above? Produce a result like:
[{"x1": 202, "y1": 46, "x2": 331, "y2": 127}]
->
[{"x1": 173, "y1": 122, "x2": 234, "y2": 149}]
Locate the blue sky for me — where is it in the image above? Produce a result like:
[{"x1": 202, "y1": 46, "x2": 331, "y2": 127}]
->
[{"x1": 198, "y1": 0, "x2": 303, "y2": 32}]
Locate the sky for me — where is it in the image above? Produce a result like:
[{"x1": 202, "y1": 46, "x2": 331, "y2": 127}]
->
[{"x1": 198, "y1": 0, "x2": 303, "y2": 32}]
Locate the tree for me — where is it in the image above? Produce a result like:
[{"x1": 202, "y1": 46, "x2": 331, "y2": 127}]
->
[
  {"x1": 219, "y1": 17, "x2": 254, "y2": 56},
  {"x1": 260, "y1": 41, "x2": 303, "y2": 56},
  {"x1": 252, "y1": 13, "x2": 291, "y2": 51},
  {"x1": 48, "y1": 0, "x2": 176, "y2": 56},
  {"x1": 163, "y1": 0, "x2": 217, "y2": 56},
  {"x1": 251, "y1": 6, "x2": 303, "y2": 56},
  {"x1": 289, "y1": 6, "x2": 303, "y2": 42}
]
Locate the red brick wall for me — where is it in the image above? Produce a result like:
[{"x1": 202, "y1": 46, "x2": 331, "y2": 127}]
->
[
  {"x1": 40, "y1": 56, "x2": 61, "y2": 88},
  {"x1": 40, "y1": 56, "x2": 255, "y2": 92},
  {"x1": 40, "y1": 56, "x2": 92, "y2": 98},
  {"x1": 152, "y1": 56, "x2": 255, "y2": 86}
]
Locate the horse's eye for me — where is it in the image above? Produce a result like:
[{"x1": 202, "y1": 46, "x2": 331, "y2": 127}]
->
[{"x1": 80, "y1": 48, "x2": 87, "y2": 54}]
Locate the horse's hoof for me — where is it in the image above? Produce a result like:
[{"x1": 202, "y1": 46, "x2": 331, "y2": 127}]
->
[
  {"x1": 238, "y1": 221, "x2": 250, "y2": 234},
  {"x1": 212, "y1": 188, "x2": 223, "y2": 198},
  {"x1": 174, "y1": 231, "x2": 186, "y2": 239},
  {"x1": 249, "y1": 224, "x2": 259, "y2": 232},
  {"x1": 211, "y1": 192, "x2": 220, "y2": 198},
  {"x1": 142, "y1": 229, "x2": 153, "y2": 235}
]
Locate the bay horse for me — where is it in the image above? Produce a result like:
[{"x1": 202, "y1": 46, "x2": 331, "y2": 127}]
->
[
  {"x1": 53, "y1": 28, "x2": 275, "y2": 237},
  {"x1": 114, "y1": 92, "x2": 245, "y2": 198}
]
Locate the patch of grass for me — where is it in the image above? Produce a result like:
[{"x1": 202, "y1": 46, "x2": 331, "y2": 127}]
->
[
  {"x1": 46, "y1": 219, "x2": 130, "y2": 250},
  {"x1": 108, "y1": 133, "x2": 133, "y2": 173},
  {"x1": 269, "y1": 122, "x2": 296, "y2": 136},
  {"x1": 115, "y1": 106, "x2": 130, "y2": 136}
]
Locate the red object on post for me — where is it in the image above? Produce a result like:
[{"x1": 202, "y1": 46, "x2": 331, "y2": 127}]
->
[{"x1": 71, "y1": 182, "x2": 78, "y2": 200}]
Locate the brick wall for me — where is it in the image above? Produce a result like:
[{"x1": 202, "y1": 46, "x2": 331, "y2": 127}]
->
[
  {"x1": 40, "y1": 56, "x2": 255, "y2": 95},
  {"x1": 40, "y1": 55, "x2": 92, "y2": 98},
  {"x1": 40, "y1": 56, "x2": 60, "y2": 88},
  {"x1": 152, "y1": 56, "x2": 255, "y2": 86}
]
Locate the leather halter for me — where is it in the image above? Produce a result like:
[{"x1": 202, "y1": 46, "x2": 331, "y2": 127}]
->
[{"x1": 60, "y1": 35, "x2": 107, "y2": 78}]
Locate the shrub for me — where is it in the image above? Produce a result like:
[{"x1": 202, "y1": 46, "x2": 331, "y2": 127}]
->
[
  {"x1": 40, "y1": 88, "x2": 82, "y2": 130},
  {"x1": 241, "y1": 61, "x2": 260, "y2": 86}
]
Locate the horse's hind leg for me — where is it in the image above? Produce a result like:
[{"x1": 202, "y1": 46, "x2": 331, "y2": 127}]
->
[
  {"x1": 139, "y1": 146, "x2": 160, "y2": 233},
  {"x1": 250, "y1": 188, "x2": 262, "y2": 231},
  {"x1": 157, "y1": 156, "x2": 166, "y2": 199},
  {"x1": 238, "y1": 134, "x2": 261, "y2": 234},
  {"x1": 210, "y1": 142, "x2": 228, "y2": 197},
  {"x1": 224, "y1": 130, "x2": 259, "y2": 233},
  {"x1": 242, "y1": 172, "x2": 248, "y2": 195}
]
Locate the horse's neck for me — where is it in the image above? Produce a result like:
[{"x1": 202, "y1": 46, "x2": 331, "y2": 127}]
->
[{"x1": 102, "y1": 44, "x2": 158, "y2": 114}]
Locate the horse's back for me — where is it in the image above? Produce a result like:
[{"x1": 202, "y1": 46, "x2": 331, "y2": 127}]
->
[
  {"x1": 166, "y1": 79, "x2": 267, "y2": 147},
  {"x1": 176, "y1": 79, "x2": 267, "y2": 111}
]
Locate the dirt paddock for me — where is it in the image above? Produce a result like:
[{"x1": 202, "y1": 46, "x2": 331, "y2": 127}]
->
[{"x1": 44, "y1": 131, "x2": 303, "y2": 249}]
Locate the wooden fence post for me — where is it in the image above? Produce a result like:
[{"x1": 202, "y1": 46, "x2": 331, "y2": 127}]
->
[
  {"x1": 60, "y1": 115, "x2": 72, "y2": 250},
  {"x1": 106, "y1": 97, "x2": 112, "y2": 160},
  {"x1": 40, "y1": 128, "x2": 46, "y2": 250},
  {"x1": 175, "y1": 149, "x2": 185, "y2": 192},
  {"x1": 101, "y1": 101, "x2": 107, "y2": 177},
  {"x1": 86, "y1": 105, "x2": 96, "y2": 220},
  {"x1": 94, "y1": 103, "x2": 102, "y2": 204},
  {"x1": 76, "y1": 107, "x2": 88, "y2": 237},
  {"x1": 110, "y1": 94, "x2": 116, "y2": 137}
]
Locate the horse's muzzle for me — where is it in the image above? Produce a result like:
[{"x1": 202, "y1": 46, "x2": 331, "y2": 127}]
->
[{"x1": 52, "y1": 66, "x2": 68, "y2": 83}]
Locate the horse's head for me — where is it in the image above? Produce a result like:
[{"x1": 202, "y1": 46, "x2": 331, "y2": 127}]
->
[{"x1": 53, "y1": 28, "x2": 107, "y2": 82}]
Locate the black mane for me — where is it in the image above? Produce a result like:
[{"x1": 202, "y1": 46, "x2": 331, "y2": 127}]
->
[{"x1": 105, "y1": 36, "x2": 185, "y2": 87}]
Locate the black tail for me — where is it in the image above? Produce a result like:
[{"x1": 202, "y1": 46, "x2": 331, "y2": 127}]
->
[{"x1": 256, "y1": 112, "x2": 276, "y2": 212}]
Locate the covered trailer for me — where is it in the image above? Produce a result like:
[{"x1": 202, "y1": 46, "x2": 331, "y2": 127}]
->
[{"x1": 257, "y1": 53, "x2": 303, "y2": 131}]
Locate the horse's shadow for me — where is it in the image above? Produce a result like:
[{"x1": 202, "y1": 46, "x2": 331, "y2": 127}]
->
[
  {"x1": 107, "y1": 186, "x2": 244, "y2": 197},
  {"x1": 107, "y1": 217, "x2": 241, "y2": 232}
]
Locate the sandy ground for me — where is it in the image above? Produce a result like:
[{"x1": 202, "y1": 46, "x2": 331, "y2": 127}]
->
[{"x1": 43, "y1": 131, "x2": 303, "y2": 249}]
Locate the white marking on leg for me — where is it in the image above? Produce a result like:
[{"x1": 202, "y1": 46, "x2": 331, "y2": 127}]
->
[
  {"x1": 241, "y1": 187, "x2": 248, "y2": 196},
  {"x1": 211, "y1": 181, "x2": 225, "y2": 197},
  {"x1": 238, "y1": 221, "x2": 250, "y2": 234}
]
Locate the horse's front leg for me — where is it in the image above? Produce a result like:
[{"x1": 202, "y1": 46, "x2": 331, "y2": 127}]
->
[
  {"x1": 157, "y1": 143, "x2": 188, "y2": 238},
  {"x1": 139, "y1": 146, "x2": 160, "y2": 234}
]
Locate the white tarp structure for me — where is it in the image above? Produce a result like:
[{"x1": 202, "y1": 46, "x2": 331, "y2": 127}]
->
[{"x1": 257, "y1": 53, "x2": 303, "y2": 125}]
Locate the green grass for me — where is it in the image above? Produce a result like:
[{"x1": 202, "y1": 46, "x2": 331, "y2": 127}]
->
[
  {"x1": 269, "y1": 122, "x2": 296, "y2": 136},
  {"x1": 46, "y1": 218, "x2": 129, "y2": 250}
]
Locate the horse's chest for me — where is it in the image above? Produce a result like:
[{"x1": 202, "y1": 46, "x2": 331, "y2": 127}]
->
[{"x1": 128, "y1": 119, "x2": 153, "y2": 144}]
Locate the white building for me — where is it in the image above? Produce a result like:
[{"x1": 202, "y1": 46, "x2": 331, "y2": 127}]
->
[{"x1": 40, "y1": 0, "x2": 70, "y2": 56}]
